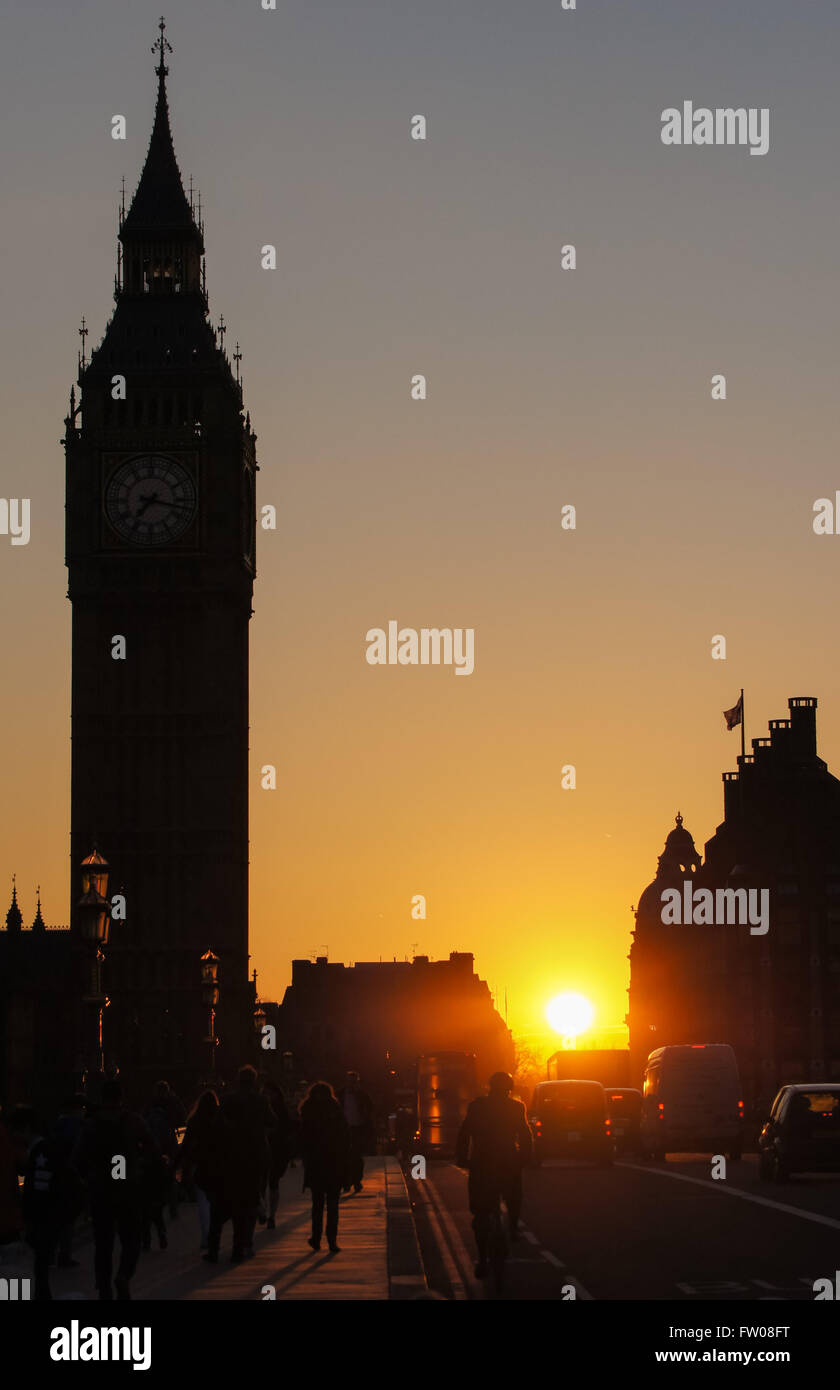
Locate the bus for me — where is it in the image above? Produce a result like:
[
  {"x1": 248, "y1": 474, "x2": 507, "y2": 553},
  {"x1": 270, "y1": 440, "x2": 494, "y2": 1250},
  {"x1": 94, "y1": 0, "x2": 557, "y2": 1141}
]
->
[{"x1": 416, "y1": 1052, "x2": 477, "y2": 1155}]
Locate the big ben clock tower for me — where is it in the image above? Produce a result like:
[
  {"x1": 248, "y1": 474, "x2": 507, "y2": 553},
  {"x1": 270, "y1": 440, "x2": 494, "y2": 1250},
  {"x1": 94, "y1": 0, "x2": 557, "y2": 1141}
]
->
[{"x1": 64, "y1": 21, "x2": 257, "y2": 1092}]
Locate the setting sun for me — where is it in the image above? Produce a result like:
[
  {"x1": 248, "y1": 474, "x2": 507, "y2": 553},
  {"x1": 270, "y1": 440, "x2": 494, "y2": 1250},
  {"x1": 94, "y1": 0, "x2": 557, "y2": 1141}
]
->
[{"x1": 546, "y1": 992, "x2": 596, "y2": 1038}]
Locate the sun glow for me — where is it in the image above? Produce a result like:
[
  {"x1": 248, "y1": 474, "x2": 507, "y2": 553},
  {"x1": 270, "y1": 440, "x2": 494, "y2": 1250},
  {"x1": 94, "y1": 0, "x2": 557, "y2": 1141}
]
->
[{"x1": 546, "y1": 992, "x2": 595, "y2": 1038}]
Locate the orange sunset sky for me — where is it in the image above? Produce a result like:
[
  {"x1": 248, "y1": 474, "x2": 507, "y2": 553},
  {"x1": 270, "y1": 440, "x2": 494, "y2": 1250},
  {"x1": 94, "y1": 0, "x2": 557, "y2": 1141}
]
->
[{"x1": 1, "y1": 1, "x2": 839, "y2": 1043}]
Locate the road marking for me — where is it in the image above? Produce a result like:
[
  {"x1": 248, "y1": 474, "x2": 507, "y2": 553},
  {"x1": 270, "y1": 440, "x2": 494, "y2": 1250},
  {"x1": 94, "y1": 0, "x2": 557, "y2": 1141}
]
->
[
  {"x1": 413, "y1": 1180, "x2": 467, "y2": 1301},
  {"x1": 620, "y1": 1162, "x2": 840, "y2": 1232},
  {"x1": 523, "y1": 1228, "x2": 594, "y2": 1298},
  {"x1": 424, "y1": 1176, "x2": 484, "y2": 1299}
]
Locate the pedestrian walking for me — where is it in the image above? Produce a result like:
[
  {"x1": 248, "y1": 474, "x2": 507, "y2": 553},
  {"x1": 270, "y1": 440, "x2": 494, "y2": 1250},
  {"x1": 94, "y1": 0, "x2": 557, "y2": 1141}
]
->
[
  {"x1": 73, "y1": 1079, "x2": 157, "y2": 1300},
  {"x1": 260, "y1": 1079, "x2": 293, "y2": 1230},
  {"x1": 51, "y1": 1094, "x2": 87, "y2": 1268},
  {"x1": 0, "y1": 1111, "x2": 22, "y2": 1246},
  {"x1": 142, "y1": 1082, "x2": 178, "y2": 1251},
  {"x1": 337, "y1": 1071, "x2": 374, "y2": 1193},
  {"x1": 218, "y1": 1064, "x2": 275, "y2": 1262},
  {"x1": 8, "y1": 1105, "x2": 83, "y2": 1301},
  {"x1": 154, "y1": 1080, "x2": 186, "y2": 1218},
  {"x1": 299, "y1": 1082, "x2": 350, "y2": 1255},
  {"x1": 181, "y1": 1089, "x2": 221, "y2": 1250}
]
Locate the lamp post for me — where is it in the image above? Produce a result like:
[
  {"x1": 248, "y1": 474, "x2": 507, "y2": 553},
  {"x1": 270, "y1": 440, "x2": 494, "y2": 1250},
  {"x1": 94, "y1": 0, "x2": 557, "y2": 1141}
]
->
[
  {"x1": 200, "y1": 949, "x2": 220, "y2": 1081},
  {"x1": 253, "y1": 1002, "x2": 267, "y2": 1069},
  {"x1": 77, "y1": 847, "x2": 111, "y2": 1090}
]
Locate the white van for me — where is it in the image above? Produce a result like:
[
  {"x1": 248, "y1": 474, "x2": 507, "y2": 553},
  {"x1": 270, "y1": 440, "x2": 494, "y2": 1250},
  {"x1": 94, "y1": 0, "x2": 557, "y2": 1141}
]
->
[{"x1": 640, "y1": 1044, "x2": 743, "y2": 1160}]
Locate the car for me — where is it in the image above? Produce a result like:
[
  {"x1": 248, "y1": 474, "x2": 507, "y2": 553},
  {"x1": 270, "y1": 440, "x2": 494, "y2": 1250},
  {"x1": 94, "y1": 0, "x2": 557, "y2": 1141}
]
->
[
  {"x1": 605, "y1": 1087, "x2": 642, "y2": 1155},
  {"x1": 758, "y1": 1084, "x2": 840, "y2": 1182},
  {"x1": 529, "y1": 1080, "x2": 613, "y2": 1167},
  {"x1": 640, "y1": 1044, "x2": 743, "y2": 1160}
]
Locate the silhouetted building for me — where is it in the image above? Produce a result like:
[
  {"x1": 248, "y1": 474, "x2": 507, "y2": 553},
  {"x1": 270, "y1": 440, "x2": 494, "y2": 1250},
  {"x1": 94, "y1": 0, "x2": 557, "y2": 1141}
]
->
[
  {"x1": 0, "y1": 886, "x2": 74, "y2": 1111},
  {"x1": 62, "y1": 24, "x2": 257, "y2": 1094},
  {"x1": 277, "y1": 952, "x2": 514, "y2": 1107},
  {"x1": 629, "y1": 697, "x2": 840, "y2": 1112}
]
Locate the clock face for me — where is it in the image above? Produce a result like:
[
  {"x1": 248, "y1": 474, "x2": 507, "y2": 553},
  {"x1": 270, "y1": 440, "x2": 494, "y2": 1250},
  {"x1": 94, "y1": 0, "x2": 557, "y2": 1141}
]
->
[{"x1": 105, "y1": 455, "x2": 197, "y2": 546}]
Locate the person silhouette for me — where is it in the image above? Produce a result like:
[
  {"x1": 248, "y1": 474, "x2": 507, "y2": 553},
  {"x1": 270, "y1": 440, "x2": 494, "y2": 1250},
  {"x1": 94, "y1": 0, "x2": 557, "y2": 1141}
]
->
[
  {"x1": 219, "y1": 1064, "x2": 275, "y2": 1262},
  {"x1": 299, "y1": 1082, "x2": 350, "y2": 1254},
  {"x1": 72, "y1": 1079, "x2": 158, "y2": 1300}
]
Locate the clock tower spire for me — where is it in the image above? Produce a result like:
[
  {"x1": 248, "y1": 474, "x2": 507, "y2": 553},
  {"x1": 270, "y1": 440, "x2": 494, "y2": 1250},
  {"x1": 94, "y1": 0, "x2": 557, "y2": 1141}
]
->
[{"x1": 65, "y1": 18, "x2": 258, "y2": 1092}]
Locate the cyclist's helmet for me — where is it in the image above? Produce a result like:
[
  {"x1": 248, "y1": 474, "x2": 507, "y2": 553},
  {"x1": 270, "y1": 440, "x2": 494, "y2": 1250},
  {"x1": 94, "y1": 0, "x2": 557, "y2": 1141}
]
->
[{"x1": 488, "y1": 1071, "x2": 514, "y2": 1094}]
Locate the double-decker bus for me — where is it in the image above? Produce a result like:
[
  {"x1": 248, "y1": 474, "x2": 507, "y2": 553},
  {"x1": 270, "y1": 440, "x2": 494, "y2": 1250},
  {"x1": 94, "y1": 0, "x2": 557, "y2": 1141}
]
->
[{"x1": 416, "y1": 1052, "x2": 477, "y2": 1155}]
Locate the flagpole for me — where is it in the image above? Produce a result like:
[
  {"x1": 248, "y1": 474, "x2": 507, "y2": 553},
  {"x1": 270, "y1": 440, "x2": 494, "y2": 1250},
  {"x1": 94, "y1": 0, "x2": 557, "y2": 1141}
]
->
[{"x1": 740, "y1": 688, "x2": 745, "y2": 762}]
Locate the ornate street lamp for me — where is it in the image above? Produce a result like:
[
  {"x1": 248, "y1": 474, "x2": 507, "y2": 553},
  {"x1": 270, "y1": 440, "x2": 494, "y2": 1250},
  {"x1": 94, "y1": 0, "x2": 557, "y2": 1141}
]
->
[
  {"x1": 253, "y1": 1002, "x2": 267, "y2": 1063},
  {"x1": 77, "y1": 846, "x2": 111, "y2": 1086},
  {"x1": 200, "y1": 949, "x2": 220, "y2": 1079}
]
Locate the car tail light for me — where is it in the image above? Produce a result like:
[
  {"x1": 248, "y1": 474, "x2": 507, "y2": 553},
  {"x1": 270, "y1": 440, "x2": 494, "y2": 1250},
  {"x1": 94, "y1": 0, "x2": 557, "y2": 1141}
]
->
[
  {"x1": 738, "y1": 1100, "x2": 744, "y2": 1117},
  {"x1": 658, "y1": 1102, "x2": 665, "y2": 1120}
]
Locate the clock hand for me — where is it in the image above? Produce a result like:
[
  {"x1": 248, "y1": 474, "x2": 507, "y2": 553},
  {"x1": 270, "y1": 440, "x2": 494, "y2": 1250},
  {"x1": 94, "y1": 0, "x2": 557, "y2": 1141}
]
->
[{"x1": 136, "y1": 491, "x2": 160, "y2": 516}]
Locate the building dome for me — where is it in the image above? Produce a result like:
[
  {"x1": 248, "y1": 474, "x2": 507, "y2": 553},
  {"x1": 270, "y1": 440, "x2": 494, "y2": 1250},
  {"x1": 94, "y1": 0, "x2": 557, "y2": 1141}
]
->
[
  {"x1": 663, "y1": 812, "x2": 701, "y2": 872},
  {"x1": 635, "y1": 813, "x2": 701, "y2": 923}
]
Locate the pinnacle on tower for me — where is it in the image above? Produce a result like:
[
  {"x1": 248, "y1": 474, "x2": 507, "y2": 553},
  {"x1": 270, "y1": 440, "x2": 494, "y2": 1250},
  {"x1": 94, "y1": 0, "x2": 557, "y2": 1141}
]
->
[
  {"x1": 5, "y1": 877, "x2": 22, "y2": 933},
  {"x1": 31, "y1": 885, "x2": 46, "y2": 932},
  {"x1": 121, "y1": 17, "x2": 200, "y2": 239}
]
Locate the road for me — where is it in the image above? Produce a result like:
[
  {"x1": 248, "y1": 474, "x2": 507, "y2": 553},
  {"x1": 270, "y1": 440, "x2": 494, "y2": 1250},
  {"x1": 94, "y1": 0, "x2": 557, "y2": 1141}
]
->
[{"x1": 409, "y1": 1152, "x2": 840, "y2": 1301}]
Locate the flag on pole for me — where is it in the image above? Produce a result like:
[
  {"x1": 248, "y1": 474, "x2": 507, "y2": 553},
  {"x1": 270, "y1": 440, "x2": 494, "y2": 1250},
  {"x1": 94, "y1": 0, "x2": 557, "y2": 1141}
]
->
[{"x1": 723, "y1": 694, "x2": 743, "y2": 731}]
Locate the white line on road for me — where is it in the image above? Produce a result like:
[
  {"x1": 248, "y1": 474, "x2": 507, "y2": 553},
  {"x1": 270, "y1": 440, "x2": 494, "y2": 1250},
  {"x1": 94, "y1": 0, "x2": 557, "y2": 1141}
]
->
[
  {"x1": 414, "y1": 1180, "x2": 468, "y2": 1301},
  {"x1": 518, "y1": 1224, "x2": 594, "y2": 1299},
  {"x1": 620, "y1": 1162, "x2": 840, "y2": 1232},
  {"x1": 424, "y1": 1176, "x2": 484, "y2": 1299}
]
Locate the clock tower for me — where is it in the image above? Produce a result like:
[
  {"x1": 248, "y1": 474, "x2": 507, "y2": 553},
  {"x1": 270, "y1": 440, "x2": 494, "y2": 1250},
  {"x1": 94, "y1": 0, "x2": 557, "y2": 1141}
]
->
[{"x1": 64, "y1": 21, "x2": 257, "y2": 1092}]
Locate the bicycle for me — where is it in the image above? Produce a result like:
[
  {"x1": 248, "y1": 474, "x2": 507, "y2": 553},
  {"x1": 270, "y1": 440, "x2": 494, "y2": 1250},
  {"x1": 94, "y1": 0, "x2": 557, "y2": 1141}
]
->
[{"x1": 486, "y1": 1195, "x2": 508, "y2": 1295}]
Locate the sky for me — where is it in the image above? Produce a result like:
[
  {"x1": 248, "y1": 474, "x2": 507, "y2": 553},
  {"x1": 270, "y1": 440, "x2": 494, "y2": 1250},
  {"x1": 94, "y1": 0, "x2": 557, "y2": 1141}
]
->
[{"x1": 1, "y1": 0, "x2": 839, "y2": 1043}]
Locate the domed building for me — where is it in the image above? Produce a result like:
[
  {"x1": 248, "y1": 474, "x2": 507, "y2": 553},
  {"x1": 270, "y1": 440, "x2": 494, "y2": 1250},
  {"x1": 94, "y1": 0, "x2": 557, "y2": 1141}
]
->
[
  {"x1": 628, "y1": 697, "x2": 840, "y2": 1114},
  {"x1": 628, "y1": 813, "x2": 718, "y2": 1085}
]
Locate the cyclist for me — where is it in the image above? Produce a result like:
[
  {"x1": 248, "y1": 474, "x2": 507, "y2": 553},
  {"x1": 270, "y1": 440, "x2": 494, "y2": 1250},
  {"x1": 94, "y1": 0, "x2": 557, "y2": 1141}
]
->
[{"x1": 455, "y1": 1071, "x2": 533, "y2": 1278}]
